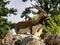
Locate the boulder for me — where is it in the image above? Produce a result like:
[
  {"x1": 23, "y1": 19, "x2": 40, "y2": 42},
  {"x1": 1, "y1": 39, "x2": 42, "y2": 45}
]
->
[
  {"x1": 2, "y1": 32, "x2": 13, "y2": 45},
  {"x1": 41, "y1": 32, "x2": 60, "y2": 45},
  {"x1": 13, "y1": 34, "x2": 45, "y2": 45}
]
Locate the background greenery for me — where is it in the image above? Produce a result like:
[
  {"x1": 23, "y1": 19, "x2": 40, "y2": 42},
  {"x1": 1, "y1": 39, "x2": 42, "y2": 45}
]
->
[
  {"x1": 21, "y1": 0, "x2": 60, "y2": 35},
  {"x1": 0, "y1": 0, "x2": 17, "y2": 38}
]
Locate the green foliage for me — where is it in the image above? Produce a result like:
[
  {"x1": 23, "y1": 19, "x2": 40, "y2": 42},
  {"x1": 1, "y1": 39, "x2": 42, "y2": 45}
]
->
[
  {"x1": 43, "y1": 14, "x2": 60, "y2": 34},
  {"x1": 21, "y1": 7, "x2": 32, "y2": 20},
  {"x1": 38, "y1": 0, "x2": 60, "y2": 14},
  {"x1": 21, "y1": 0, "x2": 60, "y2": 35},
  {"x1": 32, "y1": 14, "x2": 39, "y2": 21},
  {"x1": 52, "y1": 15, "x2": 60, "y2": 26},
  {"x1": 21, "y1": 0, "x2": 60, "y2": 19},
  {"x1": 0, "y1": 0, "x2": 17, "y2": 38}
]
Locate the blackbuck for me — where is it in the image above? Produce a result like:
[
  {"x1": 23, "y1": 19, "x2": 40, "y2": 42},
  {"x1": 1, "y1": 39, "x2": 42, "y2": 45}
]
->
[{"x1": 15, "y1": 12, "x2": 49, "y2": 34}]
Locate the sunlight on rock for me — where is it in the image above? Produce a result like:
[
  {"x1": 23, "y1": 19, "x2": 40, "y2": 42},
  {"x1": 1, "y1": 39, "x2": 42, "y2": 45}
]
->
[{"x1": 9, "y1": 28, "x2": 16, "y2": 35}]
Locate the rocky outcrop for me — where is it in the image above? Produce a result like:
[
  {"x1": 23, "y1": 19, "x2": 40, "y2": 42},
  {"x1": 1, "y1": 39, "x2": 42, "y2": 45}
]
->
[
  {"x1": 41, "y1": 32, "x2": 60, "y2": 45},
  {"x1": 13, "y1": 34, "x2": 45, "y2": 45},
  {"x1": 2, "y1": 32, "x2": 13, "y2": 45},
  {"x1": 21, "y1": 36, "x2": 45, "y2": 45},
  {"x1": 1, "y1": 24, "x2": 60, "y2": 45},
  {"x1": 1, "y1": 32, "x2": 60, "y2": 45}
]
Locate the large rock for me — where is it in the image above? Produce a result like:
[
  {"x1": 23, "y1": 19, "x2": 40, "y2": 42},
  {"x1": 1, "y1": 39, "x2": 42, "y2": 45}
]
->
[
  {"x1": 18, "y1": 27, "x2": 30, "y2": 34},
  {"x1": 26, "y1": 38, "x2": 40, "y2": 45},
  {"x1": 12, "y1": 34, "x2": 45, "y2": 45},
  {"x1": 51, "y1": 35, "x2": 60, "y2": 45},
  {"x1": 26, "y1": 38, "x2": 45, "y2": 45},
  {"x1": 41, "y1": 32, "x2": 60, "y2": 45},
  {"x1": 2, "y1": 32, "x2": 13, "y2": 45}
]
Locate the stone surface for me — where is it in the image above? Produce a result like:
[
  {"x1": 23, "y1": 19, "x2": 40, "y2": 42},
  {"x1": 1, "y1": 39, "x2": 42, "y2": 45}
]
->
[
  {"x1": 2, "y1": 32, "x2": 13, "y2": 45},
  {"x1": 12, "y1": 34, "x2": 45, "y2": 45},
  {"x1": 2, "y1": 32, "x2": 60, "y2": 45},
  {"x1": 41, "y1": 32, "x2": 60, "y2": 45},
  {"x1": 51, "y1": 35, "x2": 60, "y2": 45},
  {"x1": 2, "y1": 29, "x2": 60, "y2": 45},
  {"x1": 26, "y1": 39, "x2": 40, "y2": 45},
  {"x1": 18, "y1": 27, "x2": 30, "y2": 34}
]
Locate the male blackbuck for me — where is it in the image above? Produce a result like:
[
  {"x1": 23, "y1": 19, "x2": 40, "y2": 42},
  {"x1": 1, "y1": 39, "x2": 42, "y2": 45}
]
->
[{"x1": 15, "y1": 11, "x2": 49, "y2": 34}]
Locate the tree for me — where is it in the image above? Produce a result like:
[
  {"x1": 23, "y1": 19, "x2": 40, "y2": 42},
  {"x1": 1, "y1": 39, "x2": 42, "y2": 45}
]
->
[
  {"x1": 0, "y1": 0, "x2": 17, "y2": 38},
  {"x1": 21, "y1": 0, "x2": 60, "y2": 18},
  {"x1": 21, "y1": 0, "x2": 60, "y2": 34}
]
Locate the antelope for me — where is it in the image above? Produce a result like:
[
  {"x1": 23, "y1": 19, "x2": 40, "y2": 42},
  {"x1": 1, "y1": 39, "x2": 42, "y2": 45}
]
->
[{"x1": 15, "y1": 11, "x2": 49, "y2": 34}]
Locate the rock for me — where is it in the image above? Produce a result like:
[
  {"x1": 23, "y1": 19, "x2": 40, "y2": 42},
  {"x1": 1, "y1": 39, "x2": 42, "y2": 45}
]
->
[
  {"x1": 1, "y1": 31, "x2": 45, "y2": 45},
  {"x1": 14, "y1": 39, "x2": 21, "y2": 45},
  {"x1": 41, "y1": 32, "x2": 60, "y2": 45},
  {"x1": 18, "y1": 27, "x2": 31, "y2": 34},
  {"x1": 12, "y1": 34, "x2": 45, "y2": 45},
  {"x1": 51, "y1": 35, "x2": 60, "y2": 45},
  {"x1": 26, "y1": 39, "x2": 40, "y2": 45},
  {"x1": 2, "y1": 32, "x2": 13, "y2": 45},
  {"x1": 20, "y1": 36, "x2": 45, "y2": 45}
]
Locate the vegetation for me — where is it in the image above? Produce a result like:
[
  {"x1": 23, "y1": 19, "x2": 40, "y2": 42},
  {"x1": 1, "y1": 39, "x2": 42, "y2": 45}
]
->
[
  {"x1": 0, "y1": 0, "x2": 17, "y2": 38},
  {"x1": 21, "y1": 0, "x2": 60, "y2": 35}
]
